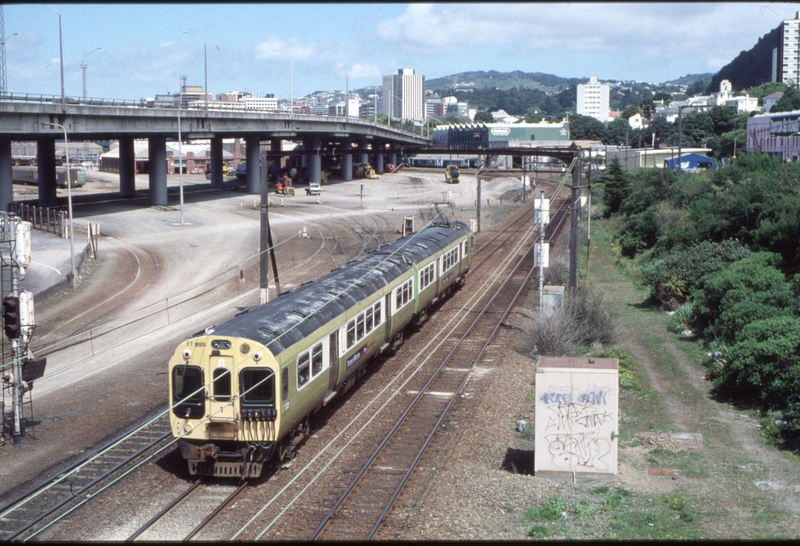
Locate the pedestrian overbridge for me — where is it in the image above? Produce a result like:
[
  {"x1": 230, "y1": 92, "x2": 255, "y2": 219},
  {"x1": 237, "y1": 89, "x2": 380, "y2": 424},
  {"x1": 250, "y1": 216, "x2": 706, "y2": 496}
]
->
[{"x1": 0, "y1": 101, "x2": 430, "y2": 210}]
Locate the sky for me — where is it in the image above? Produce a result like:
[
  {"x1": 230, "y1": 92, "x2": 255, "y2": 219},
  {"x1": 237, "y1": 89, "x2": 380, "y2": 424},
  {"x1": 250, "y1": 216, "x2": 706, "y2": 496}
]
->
[{"x1": 2, "y1": 3, "x2": 795, "y2": 102}]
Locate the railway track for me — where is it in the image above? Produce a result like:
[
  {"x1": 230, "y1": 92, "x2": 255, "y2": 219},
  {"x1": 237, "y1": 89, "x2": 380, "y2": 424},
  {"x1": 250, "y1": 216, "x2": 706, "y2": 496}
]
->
[
  {"x1": 0, "y1": 413, "x2": 172, "y2": 541},
  {"x1": 3, "y1": 181, "x2": 573, "y2": 541},
  {"x1": 305, "y1": 195, "x2": 571, "y2": 541}
]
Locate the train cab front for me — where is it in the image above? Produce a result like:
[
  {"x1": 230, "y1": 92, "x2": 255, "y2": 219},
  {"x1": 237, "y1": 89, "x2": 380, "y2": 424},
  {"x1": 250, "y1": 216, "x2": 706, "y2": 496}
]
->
[{"x1": 168, "y1": 336, "x2": 281, "y2": 479}]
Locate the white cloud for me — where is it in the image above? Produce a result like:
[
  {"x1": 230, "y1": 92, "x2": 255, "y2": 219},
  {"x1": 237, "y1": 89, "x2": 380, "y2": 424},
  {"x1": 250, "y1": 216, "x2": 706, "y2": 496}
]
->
[
  {"x1": 376, "y1": 2, "x2": 786, "y2": 74},
  {"x1": 254, "y1": 37, "x2": 318, "y2": 61}
]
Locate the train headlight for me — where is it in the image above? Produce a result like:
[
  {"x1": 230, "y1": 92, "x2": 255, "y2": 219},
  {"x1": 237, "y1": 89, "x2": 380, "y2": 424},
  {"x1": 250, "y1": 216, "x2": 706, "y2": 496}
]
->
[
  {"x1": 183, "y1": 423, "x2": 193, "y2": 433},
  {"x1": 182, "y1": 349, "x2": 192, "y2": 360},
  {"x1": 253, "y1": 352, "x2": 261, "y2": 362}
]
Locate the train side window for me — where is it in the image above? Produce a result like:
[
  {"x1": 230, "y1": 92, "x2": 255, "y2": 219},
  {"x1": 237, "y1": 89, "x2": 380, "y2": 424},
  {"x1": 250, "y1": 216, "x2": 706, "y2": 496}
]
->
[
  {"x1": 374, "y1": 301, "x2": 382, "y2": 326},
  {"x1": 240, "y1": 368, "x2": 275, "y2": 403},
  {"x1": 281, "y1": 366, "x2": 289, "y2": 400},
  {"x1": 346, "y1": 319, "x2": 356, "y2": 348},
  {"x1": 365, "y1": 306, "x2": 374, "y2": 332},
  {"x1": 311, "y1": 342, "x2": 324, "y2": 376},
  {"x1": 356, "y1": 314, "x2": 365, "y2": 340},
  {"x1": 212, "y1": 367, "x2": 232, "y2": 400},
  {"x1": 297, "y1": 352, "x2": 310, "y2": 388}
]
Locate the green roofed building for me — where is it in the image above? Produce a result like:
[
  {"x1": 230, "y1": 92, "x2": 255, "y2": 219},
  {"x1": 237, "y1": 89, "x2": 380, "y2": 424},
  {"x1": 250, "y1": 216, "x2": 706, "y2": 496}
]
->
[{"x1": 433, "y1": 121, "x2": 570, "y2": 148}]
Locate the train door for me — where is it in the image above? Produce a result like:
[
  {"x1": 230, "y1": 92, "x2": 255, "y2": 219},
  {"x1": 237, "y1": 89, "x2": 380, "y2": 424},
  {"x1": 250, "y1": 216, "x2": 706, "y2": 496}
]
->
[
  {"x1": 210, "y1": 355, "x2": 235, "y2": 419},
  {"x1": 384, "y1": 293, "x2": 393, "y2": 337},
  {"x1": 327, "y1": 331, "x2": 339, "y2": 393}
]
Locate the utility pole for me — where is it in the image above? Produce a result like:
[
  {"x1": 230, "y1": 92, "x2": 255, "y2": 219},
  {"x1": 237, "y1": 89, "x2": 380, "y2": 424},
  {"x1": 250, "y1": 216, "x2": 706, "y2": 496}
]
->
[
  {"x1": 569, "y1": 156, "x2": 581, "y2": 293},
  {"x1": 0, "y1": 5, "x2": 8, "y2": 95}
]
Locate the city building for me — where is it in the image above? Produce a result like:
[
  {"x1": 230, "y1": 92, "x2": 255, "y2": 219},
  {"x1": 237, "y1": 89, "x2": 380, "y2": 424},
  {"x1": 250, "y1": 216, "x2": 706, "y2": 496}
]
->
[
  {"x1": 432, "y1": 120, "x2": 570, "y2": 148},
  {"x1": 775, "y1": 11, "x2": 800, "y2": 84},
  {"x1": 576, "y1": 76, "x2": 610, "y2": 121},
  {"x1": 655, "y1": 79, "x2": 761, "y2": 120},
  {"x1": 425, "y1": 93, "x2": 444, "y2": 119},
  {"x1": 747, "y1": 109, "x2": 800, "y2": 162},
  {"x1": 243, "y1": 95, "x2": 278, "y2": 111},
  {"x1": 381, "y1": 68, "x2": 425, "y2": 121},
  {"x1": 605, "y1": 147, "x2": 713, "y2": 171}
]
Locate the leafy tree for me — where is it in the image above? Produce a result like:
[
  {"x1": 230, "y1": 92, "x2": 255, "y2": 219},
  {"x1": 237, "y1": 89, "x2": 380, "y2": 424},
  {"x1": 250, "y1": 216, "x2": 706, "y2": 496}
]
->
[
  {"x1": 643, "y1": 117, "x2": 678, "y2": 147},
  {"x1": 568, "y1": 114, "x2": 605, "y2": 141},
  {"x1": 652, "y1": 92, "x2": 673, "y2": 105},
  {"x1": 621, "y1": 104, "x2": 642, "y2": 119},
  {"x1": 597, "y1": 158, "x2": 628, "y2": 217},
  {"x1": 604, "y1": 118, "x2": 636, "y2": 147},
  {"x1": 708, "y1": 105, "x2": 740, "y2": 135},
  {"x1": 473, "y1": 110, "x2": 494, "y2": 123}
]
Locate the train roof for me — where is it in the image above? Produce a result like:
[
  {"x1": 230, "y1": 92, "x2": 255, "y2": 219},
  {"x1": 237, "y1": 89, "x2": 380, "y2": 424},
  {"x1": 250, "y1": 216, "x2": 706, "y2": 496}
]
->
[{"x1": 204, "y1": 221, "x2": 470, "y2": 356}]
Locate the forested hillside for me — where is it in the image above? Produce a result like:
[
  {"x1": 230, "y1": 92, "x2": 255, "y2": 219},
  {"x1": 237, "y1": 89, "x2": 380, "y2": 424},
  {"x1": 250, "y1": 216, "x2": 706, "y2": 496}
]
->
[
  {"x1": 425, "y1": 70, "x2": 581, "y2": 93},
  {"x1": 707, "y1": 27, "x2": 779, "y2": 92}
]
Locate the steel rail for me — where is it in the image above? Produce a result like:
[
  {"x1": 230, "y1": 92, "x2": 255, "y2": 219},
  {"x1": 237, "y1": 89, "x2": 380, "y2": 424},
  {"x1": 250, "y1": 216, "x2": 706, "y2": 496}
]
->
[
  {"x1": 1, "y1": 419, "x2": 172, "y2": 541},
  {"x1": 184, "y1": 481, "x2": 249, "y2": 541},
  {"x1": 125, "y1": 479, "x2": 203, "y2": 542},
  {"x1": 237, "y1": 210, "x2": 537, "y2": 541},
  {"x1": 367, "y1": 248, "x2": 536, "y2": 539},
  {"x1": 310, "y1": 226, "x2": 538, "y2": 540}
]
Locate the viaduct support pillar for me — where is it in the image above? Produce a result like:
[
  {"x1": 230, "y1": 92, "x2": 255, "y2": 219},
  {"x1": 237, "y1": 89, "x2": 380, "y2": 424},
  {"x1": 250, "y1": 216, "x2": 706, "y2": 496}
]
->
[
  {"x1": 341, "y1": 140, "x2": 353, "y2": 181},
  {"x1": 306, "y1": 137, "x2": 321, "y2": 184},
  {"x1": 245, "y1": 135, "x2": 261, "y2": 194},
  {"x1": 359, "y1": 138, "x2": 369, "y2": 166},
  {"x1": 0, "y1": 136, "x2": 12, "y2": 211},
  {"x1": 118, "y1": 136, "x2": 136, "y2": 197},
  {"x1": 37, "y1": 138, "x2": 57, "y2": 208},
  {"x1": 210, "y1": 137, "x2": 224, "y2": 189},
  {"x1": 375, "y1": 147, "x2": 384, "y2": 174},
  {"x1": 389, "y1": 150, "x2": 398, "y2": 167},
  {"x1": 148, "y1": 136, "x2": 167, "y2": 206}
]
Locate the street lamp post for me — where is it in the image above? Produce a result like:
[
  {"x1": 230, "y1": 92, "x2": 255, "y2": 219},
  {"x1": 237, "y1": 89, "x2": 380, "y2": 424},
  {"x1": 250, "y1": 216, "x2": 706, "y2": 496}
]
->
[
  {"x1": 676, "y1": 105, "x2": 690, "y2": 172},
  {"x1": 43, "y1": 122, "x2": 75, "y2": 289},
  {"x1": 0, "y1": 32, "x2": 18, "y2": 95},
  {"x1": 46, "y1": 5, "x2": 65, "y2": 111},
  {"x1": 183, "y1": 30, "x2": 208, "y2": 116},
  {"x1": 80, "y1": 47, "x2": 100, "y2": 100},
  {"x1": 177, "y1": 62, "x2": 194, "y2": 226}
]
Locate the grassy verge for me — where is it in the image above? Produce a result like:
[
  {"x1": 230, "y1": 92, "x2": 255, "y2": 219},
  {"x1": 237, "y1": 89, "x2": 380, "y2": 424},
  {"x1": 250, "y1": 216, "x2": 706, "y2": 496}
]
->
[{"x1": 517, "y1": 218, "x2": 800, "y2": 540}]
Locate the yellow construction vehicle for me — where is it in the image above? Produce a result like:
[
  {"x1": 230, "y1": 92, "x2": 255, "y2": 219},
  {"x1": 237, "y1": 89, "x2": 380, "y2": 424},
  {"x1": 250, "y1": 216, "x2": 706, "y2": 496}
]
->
[
  {"x1": 444, "y1": 164, "x2": 460, "y2": 183},
  {"x1": 354, "y1": 164, "x2": 379, "y2": 179}
]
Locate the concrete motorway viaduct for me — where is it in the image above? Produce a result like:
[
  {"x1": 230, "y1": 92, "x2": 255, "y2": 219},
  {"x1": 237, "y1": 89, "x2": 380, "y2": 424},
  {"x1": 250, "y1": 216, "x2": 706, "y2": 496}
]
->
[{"x1": 0, "y1": 101, "x2": 429, "y2": 210}]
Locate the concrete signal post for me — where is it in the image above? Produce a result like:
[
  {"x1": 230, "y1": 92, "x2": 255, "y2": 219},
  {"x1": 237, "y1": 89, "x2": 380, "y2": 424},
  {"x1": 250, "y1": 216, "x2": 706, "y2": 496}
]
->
[
  {"x1": 0, "y1": 213, "x2": 38, "y2": 445},
  {"x1": 534, "y1": 192, "x2": 550, "y2": 311}
]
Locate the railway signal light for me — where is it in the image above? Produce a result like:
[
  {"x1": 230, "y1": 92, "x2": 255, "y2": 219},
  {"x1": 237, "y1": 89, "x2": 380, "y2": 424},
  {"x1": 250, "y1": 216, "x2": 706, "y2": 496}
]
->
[{"x1": 3, "y1": 296, "x2": 20, "y2": 339}]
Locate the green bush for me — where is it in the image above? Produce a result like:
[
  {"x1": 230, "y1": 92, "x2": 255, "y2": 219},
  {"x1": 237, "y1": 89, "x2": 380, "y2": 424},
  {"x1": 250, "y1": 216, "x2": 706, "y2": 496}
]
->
[
  {"x1": 690, "y1": 252, "x2": 788, "y2": 340},
  {"x1": 715, "y1": 315, "x2": 800, "y2": 414},
  {"x1": 639, "y1": 240, "x2": 751, "y2": 309}
]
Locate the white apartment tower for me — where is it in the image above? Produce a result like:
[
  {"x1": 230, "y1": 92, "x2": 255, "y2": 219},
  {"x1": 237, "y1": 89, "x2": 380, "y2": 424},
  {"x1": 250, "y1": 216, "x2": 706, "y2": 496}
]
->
[
  {"x1": 777, "y1": 11, "x2": 800, "y2": 84},
  {"x1": 576, "y1": 76, "x2": 610, "y2": 121},
  {"x1": 382, "y1": 68, "x2": 425, "y2": 121}
]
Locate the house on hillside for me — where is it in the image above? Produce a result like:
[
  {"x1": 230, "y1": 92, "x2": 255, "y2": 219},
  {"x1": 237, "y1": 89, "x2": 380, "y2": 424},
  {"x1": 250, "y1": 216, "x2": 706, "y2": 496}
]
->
[{"x1": 763, "y1": 91, "x2": 784, "y2": 113}]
